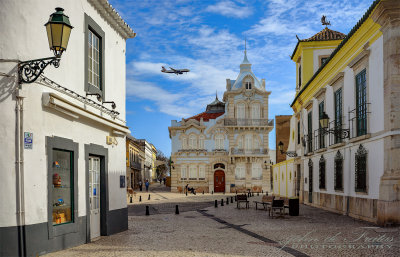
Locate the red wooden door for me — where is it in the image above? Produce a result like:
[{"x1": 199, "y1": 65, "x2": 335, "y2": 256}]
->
[{"x1": 214, "y1": 170, "x2": 225, "y2": 192}]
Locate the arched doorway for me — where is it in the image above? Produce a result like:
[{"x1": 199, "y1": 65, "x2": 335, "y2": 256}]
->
[{"x1": 214, "y1": 170, "x2": 225, "y2": 193}]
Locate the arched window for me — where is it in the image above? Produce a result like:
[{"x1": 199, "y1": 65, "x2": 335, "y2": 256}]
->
[
  {"x1": 319, "y1": 155, "x2": 326, "y2": 189},
  {"x1": 334, "y1": 151, "x2": 343, "y2": 191},
  {"x1": 214, "y1": 163, "x2": 225, "y2": 169},
  {"x1": 251, "y1": 103, "x2": 260, "y2": 119},
  {"x1": 215, "y1": 134, "x2": 224, "y2": 149},
  {"x1": 245, "y1": 134, "x2": 252, "y2": 150},
  {"x1": 199, "y1": 135, "x2": 205, "y2": 149},
  {"x1": 182, "y1": 137, "x2": 187, "y2": 149},
  {"x1": 236, "y1": 103, "x2": 245, "y2": 119},
  {"x1": 244, "y1": 77, "x2": 252, "y2": 90},
  {"x1": 189, "y1": 134, "x2": 197, "y2": 149},
  {"x1": 355, "y1": 144, "x2": 367, "y2": 192}
]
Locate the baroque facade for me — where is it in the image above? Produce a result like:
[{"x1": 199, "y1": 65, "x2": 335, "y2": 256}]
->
[
  {"x1": 169, "y1": 51, "x2": 274, "y2": 193},
  {"x1": 0, "y1": 0, "x2": 135, "y2": 255},
  {"x1": 281, "y1": 0, "x2": 400, "y2": 225}
]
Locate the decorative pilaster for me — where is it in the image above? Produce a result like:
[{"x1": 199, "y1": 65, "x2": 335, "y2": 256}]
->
[{"x1": 371, "y1": 0, "x2": 400, "y2": 226}]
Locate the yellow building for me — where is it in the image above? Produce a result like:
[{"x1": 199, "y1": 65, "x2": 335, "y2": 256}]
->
[{"x1": 288, "y1": 0, "x2": 400, "y2": 225}]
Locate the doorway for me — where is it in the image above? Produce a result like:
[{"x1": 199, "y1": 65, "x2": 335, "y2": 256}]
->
[
  {"x1": 214, "y1": 170, "x2": 225, "y2": 193},
  {"x1": 89, "y1": 156, "x2": 101, "y2": 239}
]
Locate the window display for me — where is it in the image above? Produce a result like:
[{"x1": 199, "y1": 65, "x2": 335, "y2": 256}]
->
[{"x1": 52, "y1": 149, "x2": 74, "y2": 225}]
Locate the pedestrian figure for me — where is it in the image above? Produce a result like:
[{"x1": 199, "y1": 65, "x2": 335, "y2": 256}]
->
[
  {"x1": 159, "y1": 178, "x2": 162, "y2": 184},
  {"x1": 185, "y1": 184, "x2": 189, "y2": 194},
  {"x1": 145, "y1": 180, "x2": 149, "y2": 192},
  {"x1": 163, "y1": 177, "x2": 166, "y2": 185},
  {"x1": 138, "y1": 180, "x2": 143, "y2": 192}
]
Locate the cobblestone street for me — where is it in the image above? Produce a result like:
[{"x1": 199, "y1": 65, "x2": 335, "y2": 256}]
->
[{"x1": 46, "y1": 184, "x2": 400, "y2": 257}]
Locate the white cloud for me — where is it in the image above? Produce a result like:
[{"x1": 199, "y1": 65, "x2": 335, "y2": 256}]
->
[
  {"x1": 206, "y1": 1, "x2": 252, "y2": 19},
  {"x1": 144, "y1": 106, "x2": 155, "y2": 112}
]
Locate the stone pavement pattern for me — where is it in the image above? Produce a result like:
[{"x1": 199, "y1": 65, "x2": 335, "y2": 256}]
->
[{"x1": 47, "y1": 185, "x2": 400, "y2": 257}]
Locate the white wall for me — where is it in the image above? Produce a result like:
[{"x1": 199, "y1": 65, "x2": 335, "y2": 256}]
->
[{"x1": 0, "y1": 0, "x2": 129, "y2": 226}]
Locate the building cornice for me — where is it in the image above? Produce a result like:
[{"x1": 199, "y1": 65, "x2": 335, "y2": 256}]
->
[{"x1": 88, "y1": 0, "x2": 136, "y2": 39}]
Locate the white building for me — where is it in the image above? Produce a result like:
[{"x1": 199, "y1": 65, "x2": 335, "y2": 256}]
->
[
  {"x1": 287, "y1": 0, "x2": 400, "y2": 225},
  {"x1": 169, "y1": 51, "x2": 274, "y2": 194},
  {"x1": 0, "y1": 0, "x2": 135, "y2": 255}
]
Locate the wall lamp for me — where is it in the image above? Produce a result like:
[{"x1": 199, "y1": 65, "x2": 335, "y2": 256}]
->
[
  {"x1": 170, "y1": 160, "x2": 175, "y2": 170},
  {"x1": 278, "y1": 141, "x2": 298, "y2": 157},
  {"x1": 18, "y1": 8, "x2": 73, "y2": 84},
  {"x1": 319, "y1": 112, "x2": 350, "y2": 139},
  {"x1": 86, "y1": 93, "x2": 102, "y2": 102},
  {"x1": 103, "y1": 101, "x2": 116, "y2": 109}
]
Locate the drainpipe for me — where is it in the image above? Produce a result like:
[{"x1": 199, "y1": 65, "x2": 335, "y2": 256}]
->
[{"x1": 15, "y1": 89, "x2": 26, "y2": 256}]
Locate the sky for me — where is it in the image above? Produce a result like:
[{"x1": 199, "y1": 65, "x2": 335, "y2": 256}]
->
[{"x1": 108, "y1": 0, "x2": 374, "y2": 157}]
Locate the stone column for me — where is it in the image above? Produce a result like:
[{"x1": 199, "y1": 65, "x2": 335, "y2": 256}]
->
[{"x1": 372, "y1": 0, "x2": 400, "y2": 226}]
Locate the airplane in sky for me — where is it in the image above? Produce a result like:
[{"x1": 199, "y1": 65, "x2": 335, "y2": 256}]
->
[{"x1": 161, "y1": 66, "x2": 190, "y2": 75}]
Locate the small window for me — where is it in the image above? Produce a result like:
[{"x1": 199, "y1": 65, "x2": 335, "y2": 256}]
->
[
  {"x1": 245, "y1": 82, "x2": 252, "y2": 90},
  {"x1": 297, "y1": 121, "x2": 300, "y2": 144},
  {"x1": 298, "y1": 65, "x2": 302, "y2": 87},
  {"x1": 235, "y1": 164, "x2": 245, "y2": 180},
  {"x1": 214, "y1": 163, "x2": 225, "y2": 169},
  {"x1": 180, "y1": 166, "x2": 187, "y2": 180},
  {"x1": 321, "y1": 57, "x2": 328, "y2": 66}
]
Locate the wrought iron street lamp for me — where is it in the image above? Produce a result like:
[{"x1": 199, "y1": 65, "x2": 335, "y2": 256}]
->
[
  {"x1": 319, "y1": 112, "x2": 350, "y2": 139},
  {"x1": 18, "y1": 8, "x2": 73, "y2": 83},
  {"x1": 278, "y1": 141, "x2": 298, "y2": 157}
]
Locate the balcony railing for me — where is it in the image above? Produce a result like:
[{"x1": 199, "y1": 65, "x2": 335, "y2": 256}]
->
[
  {"x1": 327, "y1": 118, "x2": 346, "y2": 146},
  {"x1": 177, "y1": 149, "x2": 207, "y2": 152},
  {"x1": 224, "y1": 118, "x2": 274, "y2": 127},
  {"x1": 212, "y1": 149, "x2": 228, "y2": 152},
  {"x1": 130, "y1": 161, "x2": 141, "y2": 170},
  {"x1": 231, "y1": 148, "x2": 268, "y2": 155},
  {"x1": 349, "y1": 103, "x2": 370, "y2": 139},
  {"x1": 313, "y1": 128, "x2": 326, "y2": 151}
]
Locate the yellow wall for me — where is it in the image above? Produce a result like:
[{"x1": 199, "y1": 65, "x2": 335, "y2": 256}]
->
[{"x1": 292, "y1": 18, "x2": 382, "y2": 112}]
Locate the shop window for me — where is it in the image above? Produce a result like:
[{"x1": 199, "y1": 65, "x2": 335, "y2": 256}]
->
[{"x1": 52, "y1": 150, "x2": 74, "y2": 225}]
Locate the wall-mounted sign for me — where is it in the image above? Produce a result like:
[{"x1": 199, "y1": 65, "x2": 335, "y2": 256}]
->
[
  {"x1": 120, "y1": 175, "x2": 125, "y2": 188},
  {"x1": 24, "y1": 132, "x2": 33, "y2": 149}
]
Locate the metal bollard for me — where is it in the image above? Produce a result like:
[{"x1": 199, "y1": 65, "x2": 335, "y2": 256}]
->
[
  {"x1": 212, "y1": 191, "x2": 214, "y2": 195},
  {"x1": 221, "y1": 199, "x2": 224, "y2": 206},
  {"x1": 145, "y1": 206, "x2": 150, "y2": 216},
  {"x1": 202, "y1": 191, "x2": 204, "y2": 195},
  {"x1": 252, "y1": 192, "x2": 254, "y2": 197},
  {"x1": 266, "y1": 192, "x2": 269, "y2": 196},
  {"x1": 231, "y1": 197, "x2": 233, "y2": 203},
  {"x1": 262, "y1": 190, "x2": 264, "y2": 193},
  {"x1": 235, "y1": 196, "x2": 237, "y2": 201},
  {"x1": 130, "y1": 196, "x2": 132, "y2": 203},
  {"x1": 148, "y1": 194, "x2": 151, "y2": 200},
  {"x1": 235, "y1": 190, "x2": 237, "y2": 194},
  {"x1": 139, "y1": 196, "x2": 142, "y2": 202},
  {"x1": 226, "y1": 197, "x2": 229, "y2": 205},
  {"x1": 215, "y1": 200, "x2": 218, "y2": 208},
  {"x1": 257, "y1": 192, "x2": 259, "y2": 196},
  {"x1": 175, "y1": 205, "x2": 179, "y2": 215}
]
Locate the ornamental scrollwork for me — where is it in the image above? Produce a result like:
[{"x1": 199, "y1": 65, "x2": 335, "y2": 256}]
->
[{"x1": 19, "y1": 57, "x2": 60, "y2": 83}]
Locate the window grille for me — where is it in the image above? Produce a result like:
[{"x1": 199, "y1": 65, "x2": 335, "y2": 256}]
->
[
  {"x1": 355, "y1": 144, "x2": 367, "y2": 192},
  {"x1": 319, "y1": 155, "x2": 326, "y2": 189},
  {"x1": 334, "y1": 151, "x2": 343, "y2": 190}
]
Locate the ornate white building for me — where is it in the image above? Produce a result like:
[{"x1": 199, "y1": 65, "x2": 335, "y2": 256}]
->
[{"x1": 169, "y1": 51, "x2": 274, "y2": 193}]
